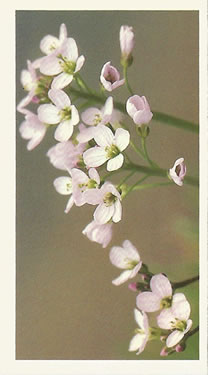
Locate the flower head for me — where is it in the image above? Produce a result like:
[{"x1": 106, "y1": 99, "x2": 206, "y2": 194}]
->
[
  {"x1": 109, "y1": 240, "x2": 142, "y2": 285},
  {"x1": 169, "y1": 158, "x2": 186, "y2": 186},
  {"x1": 38, "y1": 88, "x2": 79, "y2": 142},
  {"x1": 47, "y1": 140, "x2": 86, "y2": 171},
  {"x1": 83, "y1": 125, "x2": 130, "y2": 171},
  {"x1": 53, "y1": 176, "x2": 74, "y2": 213},
  {"x1": 40, "y1": 38, "x2": 85, "y2": 89},
  {"x1": 120, "y1": 25, "x2": 135, "y2": 65},
  {"x1": 126, "y1": 95, "x2": 153, "y2": 126},
  {"x1": 70, "y1": 167, "x2": 100, "y2": 207},
  {"x1": 19, "y1": 111, "x2": 47, "y2": 151},
  {"x1": 136, "y1": 273, "x2": 173, "y2": 312},
  {"x1": 100, "y1": 62, "x2": 124, "y2": 92},
  {"x1": 128, "y1": 309, "x2": 149, "y2": 355},
  {"x1": 82, "y1": 220, "x2": 113, "y2": 248}
]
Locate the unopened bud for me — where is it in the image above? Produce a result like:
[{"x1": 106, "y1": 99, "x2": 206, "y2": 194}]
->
[
  {"x1": 128, "y1": 282, "x2": 137, "y2": 292},
  {"x1": 175, "y1": 343, "x2": 186, "y2": 352},
  {"x1": 160, "y1": 347, "x2": 169, "y2": 357}
]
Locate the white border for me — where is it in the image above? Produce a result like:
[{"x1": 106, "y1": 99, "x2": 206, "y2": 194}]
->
[{"x1": 0, "y1": 0, "x2": 207, "y2": 374}]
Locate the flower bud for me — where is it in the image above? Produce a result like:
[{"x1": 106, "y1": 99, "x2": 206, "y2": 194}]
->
[
  {"x1": 128, "y1": 282, "x2": 138, "y2": 292},
  {"x1": 169, "y1": 158, "x2": 187, "y2": 186},
  {"x1": 120, "y1": 25, "x2": 135, "y2": 67},
  {"x1": 175, "y1": 343, "x2": 186, "y2": 352},
  {"x1": 160, "y1": 346, "x2": 169, "y2": 357}
]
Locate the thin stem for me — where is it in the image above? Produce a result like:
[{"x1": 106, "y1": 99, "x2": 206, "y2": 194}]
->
[
  {"x1": 74, "y1": 73, "x2": 93, "y2": 94},
  {"x1": 132, "y1": 181, "x2": 173, "y2": 191},
  {"x1": 184, "y1": 326, "x2": 199, "y2": 341},
  {"x1": 172, "y1": 275, "x2": 199, "y2": 289},
  {"x1": 117, "y1": 171, "x2": 135, "y2": 189},
  {"x1": 141, "y1": 137, "x2": 159, "y2": 168},
  {"x1": 101, "y1": 168, "x2": 123, "y2": 182},
  {"x1": 130, "y1": 140, "x2": 145, "y2": 158},
  {"x1": 124, "y1": 175, "x2": 149, "y2": 197},
  {"x1": 123, "y1": 66, "x2": 134, "y2": 95}
]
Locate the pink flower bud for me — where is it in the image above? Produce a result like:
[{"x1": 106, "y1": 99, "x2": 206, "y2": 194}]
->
[
  {"x1": 128, "y1": 282, "x2": 138, "y2": 292},
  {"x1": 169, "y1": 158, "x2": 187, "y2": 186},
  {"x1": 160, "y1": 347, "x2": 169, "y2": 357},
  {"x1": 100, "y1": 62, "x2": 124, "y2": 92},
  {"x1": 120, "y1": 25, "x2": 135, "y2": 59},
  {"x1": 175, "y1": 343, "x2": 185, "y2": 352},
  {"x1": 126, "y1": 95, "x2": 153, "y2": 126}
]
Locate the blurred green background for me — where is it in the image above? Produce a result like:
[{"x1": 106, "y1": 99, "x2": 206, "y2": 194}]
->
[{"x1": 16, "y1": 11, "x2": 199, "y2": 360}]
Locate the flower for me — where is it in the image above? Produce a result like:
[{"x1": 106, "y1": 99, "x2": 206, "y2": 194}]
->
[
  {"x1": 128, "y1": 309, "x2": 149, "y2": 355},
  {"x1": 120, "y1": 25, "x2": 135, "y2": 63},
  {"x1": 109, "y1": 240, "x2": 142, "y2": 285},
  {"x1": 84, "y1": 182, "x2": 122, "y2": 224},
  {"x1": 83, "y1": 125, "x2": 130, "y2": 171},
  {"x1": 70, "y1": 167, "x2": 100, "y2": 206},
  {"x1": 40, "y1": 38, "x2": 85, "y2": 89},
  {"x1": 100, "y1": 62, "x2": 124, "y2": 92},
  {"x1": 126, "y1": 95, "x2": 153, "y2": 126},
  {"x1": 46, "y1": 140, "x2": 86, "y2": 171},
  {"x1": 19, "y1": 111, "x2": 47, "y2": 151},
  {"x1": 82, "y1": 220, "x2": 113, "y2": 248},
  {"x1": 136, "y1": 273, "x2": 173, "y2": 312},
  {"x1": 40, "y1": 23, "x2": 68, "y2": 55},
  {"x1": 169, "y1": 158, "x2": 186, "y2": 186},
  {"x1": 38, "y1": 88, "x2": 79, "y2": 142},
  {"x1": 77, "y1": 97, "x2": 113, "y2": 143},
  {"x1": 53, "y1": 176, "x2": 74, "y2": 213},
  {"x1": 157, "y1": 293, "x2": 192, "y2": 348}
]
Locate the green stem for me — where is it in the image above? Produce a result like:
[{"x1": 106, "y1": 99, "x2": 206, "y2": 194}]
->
[
  {"x1": 66, "y1": 86, "x2": 198, "y2": 133},
  {"x1": 184, "y1": 326, "x2": 199, "y2": 341},
  {"x1": 123, "y1": 65, "x2": 134, "y2": 95},
  {"x1": 124, "y1": 175, "x2": 149, "y2": 197},
  {"x1": 141, "y1": 137, "x2": 159, "y2": 168},
  {"x1": 130, "y1": 140, "x2": 145, "y2": 158},
  {"x1": 132, "y1": 181, "x2": 173, "y2": 191},
  {"x1": 117, "y1": 170, "x2": 135, "y2": 189},
  {"x1": 172, "y1": 275, "x2": 199, "y2": 289}
]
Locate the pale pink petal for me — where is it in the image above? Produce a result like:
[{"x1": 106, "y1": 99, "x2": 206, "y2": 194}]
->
[
  {"x1": 88, "y1": 168, "x2": 100, "y2": 184},
  {"x1": 94, "y1": 203, "x2": 114, "y2": 224},
  {"x1": 83, "y1": 189, "x2": 103, "y2": 205},
  {"x1": 70, "y1": 168, "x2": 89, "y2": 185},
  {"x1": 157, "y1": 308, "x2": 175, "y2": 330},
  {"x1": 77, "y1": 127, "x2": 96, "y2": 143},
  {"x1": 120, "y1": 25, "x2": 135, "y2": 57},
  {"x1": 130, "y1": 262, "x2": 143, "y2": 278},
  {"x1": 128, "y1": 333, "x2": 146, "y2": 353},
  {"x1": 136, "y1": 292, "x2": 161, "y2": 312},
  {"x1": 94, "y1": 125, "x2": 114, "y2": 147},
  {"x1": 40, "y1": 55, "x2": 63, "y2": 75},
  {"x1": 53, "y1": 176, "x2": 72, "y2": 195},
  {"x1": 112, "y1": 199, "x2": 122, "y2": 223},
  {"x1": 61, "y1": 38, "x2": 78, "y2": 61},
  {"x1": 38, "y1": 103, "x2": 60, "y2": 124},
  {"x1": 32, "y1": 57, "x2": 44, "y2": 69},
  {"x1": 133, "y1": 109, "x2": 153, "y2": 125},
  {"x1": 107, "y1": 154, "x2": 124, "y2": 171},
  {"x1": 40, "y1": 35, "x2": 60, "y2": 55},
  {"x1": 20, "y1": 69, "x2": 33, "y2": 90},
  {"x1": 81, "y1": 107, "x2": 102, "y2": 125},
  {"x1": 109, "y1": 244, "x2": 136, "y2": 269},
  {"x1": 82, "y1": 220, "x2": 113, "y2": 248},
  {"x1": 115, "y1": 128, "x2": 130, "y2": 151},
  {"x1": 48, "y1": 88, "x2": 71, "y2": 109},
  {"x1": 17, "y1": 91, "x2": 35, "y2": 114},
  {"x1": 70, "y1": 105, "x2": 80, "y2": 125},
  {"x1": 150, "y1": 274, "x2": 172, "y2": 299},
  {"x1": 75, "y1": 55, "x2": 85, "y2": 73},
  {"x1": 126, "y1": 96, "x2": 139, "y2": 118},
  {"x1": 51, "y1": 72, "x2": 73, "y2": 89},
  {"x1": 166, "y1": 330, "x2": 184, "y2": 348},
  {"x1": 65, "y1": 196, "x2": 74, "y2": 213},
  {"x1": 83, "y1": 147, "x2": 107, "y2": 168},
  {"x1": 54, "y1": 120, "x2": 74, "y2": 142},
  {"x1": 122, "y1": 240, "x2": 140, "y2": 261},
  {"x1": 184, "y1": 319, "x2": 192, "y2": 334},
  {"x1": 59, "y1": 23, "x2": 68, "y2": 42},
  {"x1": 171, "y1": 295, "x2": 191, "y2": 321},
  {"x1": 134, "y1": 309, "x2": 146, "y2": 331},
  {"x1": 111, "y1": 79, "x2": 125, "y2": 90},
  {"x1": 102, "y1": 96, "x2": 113, "y2": 123},
  {"x1": 112, "y1": 270, "x2": 133, "y2": 285}
]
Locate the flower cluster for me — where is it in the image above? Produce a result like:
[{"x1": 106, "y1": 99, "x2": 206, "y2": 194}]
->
[{"x1": 17, "y1": 22, "x2": 195, "y2": 359}]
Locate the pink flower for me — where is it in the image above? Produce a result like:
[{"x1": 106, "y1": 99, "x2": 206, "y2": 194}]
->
[
  {"x1": 83, "y1": 125, "x2": 130, "y2": 171},
  {"x1": 40, "y1": 38, "x2": 85, "y2": 89},
  {"x1": 77, "y1": 97, "x2": 113, "y2": 143},
  {"x1": 109, "y1": 240, "x2": 142, "y2": 285},
  {"x1": 46, "y1": 140, "x2": 86, "y2": 171},
  {"x1": 84, "y1": 182, "x2": 122, "y2": 224},
  {"x1": 38, "y1": 88, "x2": 79, "y2": 142},
  {"x1": 157, "y1": 293, "x2": 192, "y2": 348},
  {"x1": 17, "y1": 60, "x2": 39, "y2": 114},
  {"x1": 53, "y1": 176, "x2": 74, "y2": 213},
  {"x1": 19, "y1": 111, "x2": 47, "y2": 151},
  {"x1": 100, "y1": 62, "x2": 124, "y2": 92},
  {"x1": 120, "y1": 25, "x2": 135, "y2": 59},
  {"x1": 169, "y1": 158, "x2": 186, "y2": 186},
  {"x1": 126, "y1": 95, "x2": 153, "y2": 126},
  {"x1": 82, "y1": 220, "x2": 113, "y2": 248},
  {"x1": 128, "y1": 309, "x2": 149, "y2": 355},
  {"x1": 70, "y1": 168, "x2": 100, "y2": 207},
  {"x1": 40, "y1": 23, "x2": 68, "y2": 55},
  {"x1": 136, "y1": 274, "x2": 172, "y2": 313}
]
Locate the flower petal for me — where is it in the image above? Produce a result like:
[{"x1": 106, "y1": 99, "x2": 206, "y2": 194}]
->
[
  {"x1": 51, "y1": 72, "x2": 73, "y2": 90},
  {"x1": 88, "y1": 168, "x2": 100, "y2": 184},
  {"x1": 94, "y1": 203, "x2": 114, "y2": 224},
  {"x1": 38, "y1": 104, "x2": 60, "y2": 124},
  {"x1": 133, "y1": 109, "x2": 153, "y2": 125},
  {"x1": 59, "y1": 23, "x2": 68, "y2": 42},
  {"x1": 115, "y1": 128, "x2": 130, "y2": 151},
  {"x1": 61, "y1": 38, "x2": 78, "y2": 61},
  {"x1": 136, "y1": 292, "x2": 161, "y2": 312},
  {"x1": 102, "y1": 96, "x2": 113, "y2": 123},
  {"x1": 157, "y1": 308, "x2": 175, "y2": 329},
  {"x1": 83, "y1": 147, "x2": 107, "y2": 168},
  {"x1": 54, "y1": 120, "x2": 74, "y2": 142},
  {"x1": 65, "y1": 196, "x2": 74, "y2": 213},
  {"x1": 112, "y1": 270, "x2": 133, "y2": 285},
  {"x1": 94, "y1": 124, "x2": 114, "y2": 147},
  {"x1": 53, "y1": 176, "x2": 72, "y2": 195},
  {"x1": 40, "y1": 35, "x2": 60, "y2": 55},
  {"x1": 112, "y1": 199, "x2": 122, "y2": 223},
  {"x1": 77, "y1": 127, "x2": 96, "y2": 143},
  {"x1": 48, "y1": 88, "x2": 71, "y2": 109},
  {"x1": 81, "y1": 107, "x2": 102, "y2": 125},
  {"x1": 128, "y1": 333, "x2": 146, "y2": 352},
  {"x1": 70, "y1": 105, "x2": 80, "y2": 125},
  {"x1": 171, "y1": 294, "x2": 191, "y2": 321},
  {"x1": 166, "y1": 330, "x2": 184, "y2": 348},
  {"x1": 40, "y1": 55, "x2": 63, "y2": 75},
  {"x1": 150, "y1": 274, "x2": 172, "y2": 299},
  {"x1": 134, "y1": 309, "x2": 147, "y2": 331},
  {"x1": 75, "y1": 55, "x2": 85, "y2": 73},
  {"x1": 107, "y1": 154, "x2": 124, "y2": 171}
]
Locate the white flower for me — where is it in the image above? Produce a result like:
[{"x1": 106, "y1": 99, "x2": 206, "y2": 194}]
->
[
  {"x1": 19, "y1": 111, "x2": 47, "y2": 151},
  {"x1": 157, "y1": 293, "x2": 192, "y2": 348},
  {"x1": 40, "y1": 23, "x2": 68, "y2": 55},
  {"x1": 100, "y1": 62, "x2": 124, "y2": 92},
  {"x1": 109, "y1": 240, "x2": 142, "y2": 285},
  {"x1": 126, "y1": 95, "x2": 153, "y2": 126},
  {"x1": 40, "y1": 38, "x2": 85, "y2": 89},
  {"x1": 128, "y1": 309, "x2": 149, "y2": 355},
  {"x1": 46, "y1": 140, "x2": 86, "y2": 171},
  {"x1": 84, "y1": 182, "x2": 122, "y2": 224},
  {"x1": 38, "y1": 88, "x2": 79, "y2": 142},
  {"x1": 83, "y1": 125, "x2": 130, "y2": 171},
  {"x1": 169, "y1": 158, "x2": 186, "y2": 186},
  {"x1": 136, "y1": 274, "x2": 173, "y2": 312},
  {"x1": 82, "y1": 220, "x2": 113, "y2": 248},
  {"x1": 53, "y1": 176, "x2": 74, "y2": 213},
  {"x1": 70, "y1": 167, "x2": 100, "y2": 207}
]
